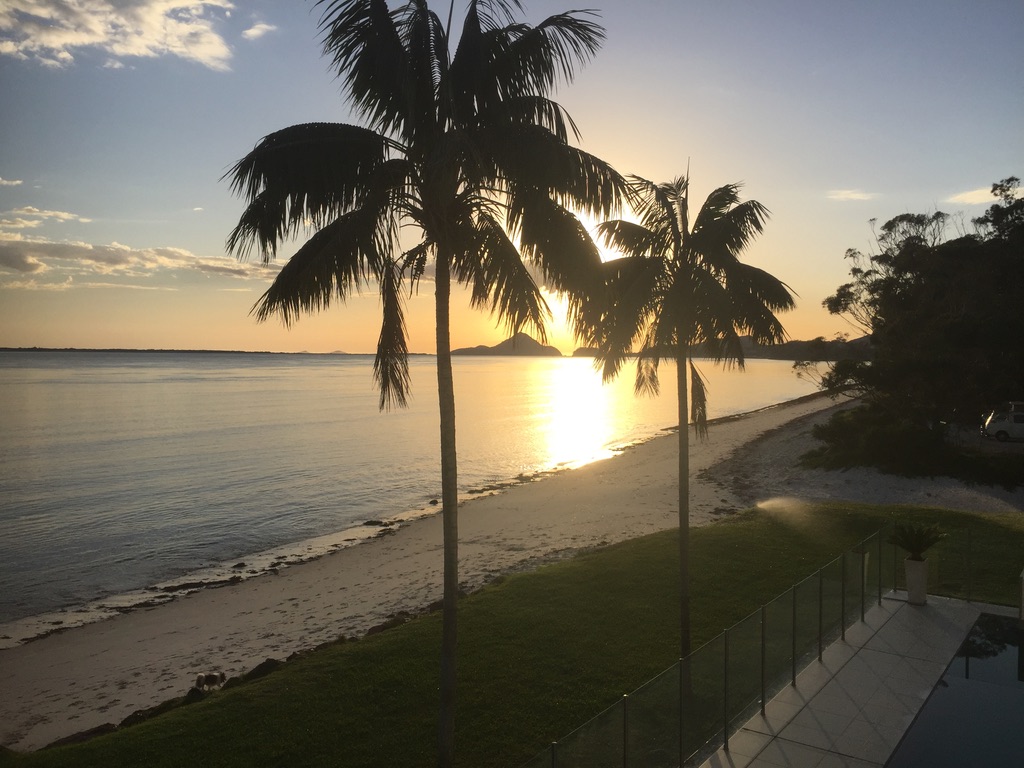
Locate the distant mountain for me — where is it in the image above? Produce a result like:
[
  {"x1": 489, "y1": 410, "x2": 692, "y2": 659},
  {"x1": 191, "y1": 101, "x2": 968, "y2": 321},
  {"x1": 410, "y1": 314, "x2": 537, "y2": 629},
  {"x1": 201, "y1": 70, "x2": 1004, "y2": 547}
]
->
[{"x1": 452, "y1": 332, "x2": 562, "y2": 357}]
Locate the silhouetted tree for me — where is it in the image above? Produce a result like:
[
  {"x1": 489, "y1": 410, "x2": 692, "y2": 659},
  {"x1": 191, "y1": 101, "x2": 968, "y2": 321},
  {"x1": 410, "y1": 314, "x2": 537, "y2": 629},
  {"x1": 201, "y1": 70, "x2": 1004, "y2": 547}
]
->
[
  {"x1": 821, "y1": 181, "x2": 1024, "y2": 427},
  {"x1": 591, "y1": 175, "x2": 794, "y2": 657},
  {"x1": 224, "y1": 2, "x2": 624, "y2": 763}
]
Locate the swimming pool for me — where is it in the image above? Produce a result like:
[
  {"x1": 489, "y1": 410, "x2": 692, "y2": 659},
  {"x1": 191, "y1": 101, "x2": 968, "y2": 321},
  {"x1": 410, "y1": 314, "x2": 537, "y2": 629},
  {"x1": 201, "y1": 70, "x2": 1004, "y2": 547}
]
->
[{"x1": 886, "y1": 612, "x2": 1024, "y2": 766}]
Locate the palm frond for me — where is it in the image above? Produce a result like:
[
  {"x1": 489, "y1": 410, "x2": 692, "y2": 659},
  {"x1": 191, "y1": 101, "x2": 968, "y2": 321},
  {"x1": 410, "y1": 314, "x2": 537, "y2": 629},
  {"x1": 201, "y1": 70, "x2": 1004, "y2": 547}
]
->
[
  {"x1": 595, "y1": 219, "x2": 656, "y2": 258},
  {"x1": 634, "y1": 352, "x2": 660, "y2": 397},
  {"x1": 317, "y1": 0, "x2": 414, "y2": 137},
  {"x1": 224, "y1": 123, "x2": 401, "y2": 261},
  {"x1": 625, "y1": 175, "x2": 681, "y2": 257},
  {"x1": 455, "y1": 212, "x2": 550, "y2": 340},
  {"x1": 374, "y1": 255, "x2": 411, "y2": 410},
  {"x1": 690, "y1": 194, "x2": 769, "y2": 262},
  {"x1": 511, "y1": 191, "x2": 615, "y2": 342},
  {"x1": 592, "y1": 255, "x2": 664, "y2": 373},
  {"x1": 396, "y1": 1, "x2": 450, "y2": 145},
  {"x1": 690, "y1": 360, "x2": 709, "y2": 439},
  {"x1": 250, "y1": 205, "x2": 393, "y2": 325},
  {"x1": 489, "y1": 9, "x2": 604, "y2": 102}
]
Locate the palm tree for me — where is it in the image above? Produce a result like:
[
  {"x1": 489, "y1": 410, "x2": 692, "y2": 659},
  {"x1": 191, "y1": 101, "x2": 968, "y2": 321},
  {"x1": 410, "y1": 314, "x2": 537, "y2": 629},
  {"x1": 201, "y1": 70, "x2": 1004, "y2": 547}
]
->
[
  {"x1": 223, "y1": 1, "x2": 623, "y2": 763},
  {"x1": 592, "y1": 175, "x2": 794, "y2": 658}
]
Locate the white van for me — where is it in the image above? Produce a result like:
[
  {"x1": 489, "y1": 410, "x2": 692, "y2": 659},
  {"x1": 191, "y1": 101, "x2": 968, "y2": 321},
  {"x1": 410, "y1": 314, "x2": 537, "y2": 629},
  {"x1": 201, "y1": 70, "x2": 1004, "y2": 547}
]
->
[{"x1": 982, "y1": 402, "x2": 1024, "y2": 441}]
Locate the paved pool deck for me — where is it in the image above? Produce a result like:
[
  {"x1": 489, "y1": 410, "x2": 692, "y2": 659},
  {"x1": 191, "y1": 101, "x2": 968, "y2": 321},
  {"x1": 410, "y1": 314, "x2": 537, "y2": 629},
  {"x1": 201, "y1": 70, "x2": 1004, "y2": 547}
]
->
[{"x1": 699, "y1": 594, "x2": 1017, "y2": 768}]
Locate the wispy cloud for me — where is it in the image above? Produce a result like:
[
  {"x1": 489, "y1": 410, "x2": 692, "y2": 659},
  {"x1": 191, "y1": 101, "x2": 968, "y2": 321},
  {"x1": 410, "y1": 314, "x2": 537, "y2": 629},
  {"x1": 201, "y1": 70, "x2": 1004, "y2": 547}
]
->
[
  {"x1": 242, "y1": 23, "x2": 276, "y2": 41},
  {"x1": 0, "y1": 1, "x2": 235, "y2": 70},
  {"x1": 826, "y1": 189, "x2": 877, "y2": 202},
  {"x1": 946, "y1": 187, "x2": 995, "y2": 205},
  {"x1": 0, "y1": 177, "x2": 24, "y2": 186},
  {"x1": 7, "y1": 206, "x2": 92, "y2": 224},
  {"x1": 0, "y1": 236, "x2": 275, "y2": 285},
  {"x1": 0, "y1": 218, "x2": 45, "y2": 230},
  {"x1": 1, "y1": 277, "x2": 73, "y2": 291}
]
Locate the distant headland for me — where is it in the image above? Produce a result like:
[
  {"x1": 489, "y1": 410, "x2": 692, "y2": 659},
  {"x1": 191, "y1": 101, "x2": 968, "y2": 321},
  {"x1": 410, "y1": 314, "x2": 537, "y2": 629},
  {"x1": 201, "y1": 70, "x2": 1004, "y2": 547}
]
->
[
  {"x1": 453, "y1": 332, "x2": 871, "y2": 361},
  {"x1": 452, "y1": 332, "x2": 563, "y2": 357}
]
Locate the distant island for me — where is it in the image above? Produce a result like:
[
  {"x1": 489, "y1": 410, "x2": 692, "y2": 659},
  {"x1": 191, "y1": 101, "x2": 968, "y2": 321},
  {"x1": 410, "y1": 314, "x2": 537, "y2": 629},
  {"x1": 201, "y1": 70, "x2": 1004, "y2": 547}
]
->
[{"x1": 452, "y1": 332, "x2": 562, "y2": 357}]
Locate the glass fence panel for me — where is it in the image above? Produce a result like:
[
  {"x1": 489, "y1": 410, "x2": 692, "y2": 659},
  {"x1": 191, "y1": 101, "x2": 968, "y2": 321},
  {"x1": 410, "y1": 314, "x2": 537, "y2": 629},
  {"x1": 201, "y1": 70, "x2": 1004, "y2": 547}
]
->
[
  {"x1": 880, "y1": 534, "x2": 898, "y2": 597},
  {"x1": 932, "y1": 527, "x2": 971, "y2": 600},
  {"x1": 551, "y1": 698, "x2": 624, "y2": 768},
  {"x1": 520, "y1": 748, "x2": 553, "y2": 768},
  {"x1": 763, "y1": 589, "x2": 794, "y2": 696},
  {"x1": 793, "y1": 571, "x2": 821, "y2": 671},
  {"x1": 724, "y1": 609, "x2": 763, "y2": 733},
  {"x1": 522, "y1": 528, "x2": 907, "y2": 768},
  {"x1": 820, "y1": 556, "x2": 844, "y2": 646},
  {"x1": 681, "y1": 634, "x2": 726, "y2": 766},
  {"x1": 843, "y1": 549, "x2": 866, "y2": 624},
  {"x1": 626, "y1": 662, "x2": 682, "y2": 768},
  {"x1": 861, "y1": 532, "x2": 881, "y2": 608}
]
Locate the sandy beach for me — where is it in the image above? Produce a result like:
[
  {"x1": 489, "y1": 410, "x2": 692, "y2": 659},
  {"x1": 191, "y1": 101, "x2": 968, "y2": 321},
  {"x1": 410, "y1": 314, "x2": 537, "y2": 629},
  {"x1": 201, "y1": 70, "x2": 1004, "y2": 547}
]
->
[{"x1": 2, "y1": 394, "x2": 1021, "y2": 752}]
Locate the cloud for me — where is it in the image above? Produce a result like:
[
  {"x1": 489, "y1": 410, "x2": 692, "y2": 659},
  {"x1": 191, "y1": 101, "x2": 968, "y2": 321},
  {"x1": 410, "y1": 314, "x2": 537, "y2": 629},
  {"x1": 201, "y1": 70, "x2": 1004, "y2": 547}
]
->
[
  {"x1": 0, "y1": 277, "x2": 73, "y2": 291},
  {"x1": 0, "y1": 1, "x2": 235, "y2": 70},
  {"x1": 6, "y1": 206, "x2": 92, "y2": 223},
  {"x1": 242, "y1": 23, "x2": 276, "y2": 41},
  {"x1": 946, "y1": 187, "x2": 995, "y2": 205},
  {"x1": 0, "y1": 246, "x2": 48, "y2": 273},
  {"x1": 0, "y1": 218, "x2": 44, "y2": 230},
  {"x1": 0, "y1": 177, "x2": 24, "y2": 186},
  {"x1": 0, "y1": 236, "x2": 276, "y2": 284},
  {"x1": 826, "y1": 189, "x2": 877, "y2": 202}
]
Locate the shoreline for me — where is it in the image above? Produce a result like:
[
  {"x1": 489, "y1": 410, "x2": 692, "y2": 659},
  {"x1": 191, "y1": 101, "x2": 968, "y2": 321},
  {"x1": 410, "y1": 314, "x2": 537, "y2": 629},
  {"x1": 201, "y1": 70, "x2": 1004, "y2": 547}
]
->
[
  {"x1": 0, "y1": 393, "x2": 857, "y2": 751},
  {"x1": 3, "y1": 390, "x2": 1020, "y2": 752},
  {"x1": 0, "y1": 392, "x2": 825, "y2": 651}
]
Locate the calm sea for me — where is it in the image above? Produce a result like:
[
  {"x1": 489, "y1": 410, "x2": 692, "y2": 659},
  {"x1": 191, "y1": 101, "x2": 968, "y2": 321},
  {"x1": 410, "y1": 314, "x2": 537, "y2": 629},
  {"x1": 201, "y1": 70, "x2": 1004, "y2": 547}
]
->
[{"x1": 0, "y1": 350, "x2": 816, "y2": 643}]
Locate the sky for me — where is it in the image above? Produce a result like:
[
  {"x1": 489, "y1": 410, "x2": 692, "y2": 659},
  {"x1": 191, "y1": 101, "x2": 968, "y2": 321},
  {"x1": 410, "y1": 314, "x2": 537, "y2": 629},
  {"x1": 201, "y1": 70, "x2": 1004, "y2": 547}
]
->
[{"x1": 1, "y1": 0, "x2": 1021, "y2": 355}]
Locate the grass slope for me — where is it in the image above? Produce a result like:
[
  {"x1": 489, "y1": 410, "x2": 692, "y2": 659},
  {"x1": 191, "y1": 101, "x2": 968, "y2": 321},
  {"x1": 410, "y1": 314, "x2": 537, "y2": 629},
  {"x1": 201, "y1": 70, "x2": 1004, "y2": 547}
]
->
[{"x1": 4, "y1": 503, "x2": 1022, "y2": 768}]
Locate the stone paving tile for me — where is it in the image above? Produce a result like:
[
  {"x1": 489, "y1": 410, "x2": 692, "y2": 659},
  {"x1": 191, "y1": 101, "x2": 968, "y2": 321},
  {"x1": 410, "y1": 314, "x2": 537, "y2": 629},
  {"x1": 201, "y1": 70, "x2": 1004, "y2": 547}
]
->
[{"x1": 699, "y1": 595, "x2": 984, "y2": 768}]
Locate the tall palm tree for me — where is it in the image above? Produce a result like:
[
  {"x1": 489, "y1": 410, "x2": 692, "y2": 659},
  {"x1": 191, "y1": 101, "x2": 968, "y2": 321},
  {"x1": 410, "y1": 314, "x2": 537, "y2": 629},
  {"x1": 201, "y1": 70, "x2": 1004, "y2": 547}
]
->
[
  {"x1": 592, "y1": 175, "x2": 794, "y2": 658},
  {"x1": 223, "y1": 1, "x2": 623, "y2": 763}
]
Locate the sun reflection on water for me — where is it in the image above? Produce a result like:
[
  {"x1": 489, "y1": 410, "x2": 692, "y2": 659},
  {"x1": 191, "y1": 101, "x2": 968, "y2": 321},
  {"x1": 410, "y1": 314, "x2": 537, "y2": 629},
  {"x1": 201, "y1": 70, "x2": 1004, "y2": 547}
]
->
[{"x1": 538, "y1": 358, "x2": 619, "y2": 469}]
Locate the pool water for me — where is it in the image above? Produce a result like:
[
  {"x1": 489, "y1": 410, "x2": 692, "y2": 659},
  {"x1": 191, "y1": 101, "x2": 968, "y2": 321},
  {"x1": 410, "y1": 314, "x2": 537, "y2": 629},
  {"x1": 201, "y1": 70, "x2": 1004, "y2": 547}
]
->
[{"x1": 886, "y1": 613, "x2": 1024, "y2": 766}]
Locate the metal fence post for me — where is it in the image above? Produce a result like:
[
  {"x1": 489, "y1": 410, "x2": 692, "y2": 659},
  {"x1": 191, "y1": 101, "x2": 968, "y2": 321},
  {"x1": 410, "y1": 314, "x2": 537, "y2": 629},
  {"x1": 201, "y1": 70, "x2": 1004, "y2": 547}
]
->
[
  {"x1": 892, "y1": 529, "x2": 898, "y2": 593},
  {"x1": 791, "y1": 585, "x2": 798, "y2": 687},
  {"x1": 760, "y1": 604, "x2": 767, "y2": 716},
  {"x1": 877, "y1": 530, "x2": 883, "y2": 605},
  {"x1": 967, "y1": 527, "x2": 973, "y2": 603},
  {"x1": 841, "y1": 552, "x2": 847, "y2": 642},
  {"x1": 622, "y1": 694, "x2": 629, "y2": 768},
  {"x1": 860, "y1": 543, "x2": 866, "y2": 623},
  {"x1": 723, "y1": 629, "x2": 730, "y2": 753},
  {"x1": 550, "y1": 741, "x2": 557, "y2": 768},
  {"x1": 679, "y1": 658, "x2": 685, "y2": 767},
  {"x1": 817, "y1": 568, "x2": 823, "y2": 662}
]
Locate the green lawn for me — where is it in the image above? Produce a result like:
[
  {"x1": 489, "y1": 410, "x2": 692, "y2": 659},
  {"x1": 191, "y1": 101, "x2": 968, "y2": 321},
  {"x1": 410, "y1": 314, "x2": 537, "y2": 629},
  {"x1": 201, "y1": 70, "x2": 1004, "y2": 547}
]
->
[{"x1": 3, "y1": 503, "x2": 1022, "y2": 768}]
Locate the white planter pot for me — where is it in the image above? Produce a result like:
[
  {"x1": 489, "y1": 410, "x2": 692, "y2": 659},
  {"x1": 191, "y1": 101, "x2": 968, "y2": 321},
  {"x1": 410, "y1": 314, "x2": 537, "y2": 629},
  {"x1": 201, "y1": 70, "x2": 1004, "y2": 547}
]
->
[{"x1": 904, "y1": 558, "x2": 929, "y2": 605}]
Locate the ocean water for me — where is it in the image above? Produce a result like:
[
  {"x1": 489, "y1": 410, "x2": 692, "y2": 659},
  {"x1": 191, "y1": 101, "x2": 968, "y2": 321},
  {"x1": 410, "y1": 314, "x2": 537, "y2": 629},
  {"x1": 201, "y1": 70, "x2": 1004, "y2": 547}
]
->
[{"x1": 0, "y1": 350, "x2": 817, "y2": 642}]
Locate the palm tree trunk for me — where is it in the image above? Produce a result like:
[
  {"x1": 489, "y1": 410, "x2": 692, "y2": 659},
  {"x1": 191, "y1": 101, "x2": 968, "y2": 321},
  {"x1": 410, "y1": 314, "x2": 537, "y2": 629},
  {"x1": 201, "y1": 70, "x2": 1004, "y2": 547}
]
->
[
  {"x1": 676, "y1": 347, "x2": 691, "y2": 660},
  {"x1": 435, "y1": 251, "x2": 458, "y2": 768}
]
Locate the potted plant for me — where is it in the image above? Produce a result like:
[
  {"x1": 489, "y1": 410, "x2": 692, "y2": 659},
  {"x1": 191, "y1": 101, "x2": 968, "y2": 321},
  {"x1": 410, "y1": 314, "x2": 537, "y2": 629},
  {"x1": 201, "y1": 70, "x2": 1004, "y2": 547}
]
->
[{"x1": 889, "y1": 522, "x2": 947, "y2": 605}]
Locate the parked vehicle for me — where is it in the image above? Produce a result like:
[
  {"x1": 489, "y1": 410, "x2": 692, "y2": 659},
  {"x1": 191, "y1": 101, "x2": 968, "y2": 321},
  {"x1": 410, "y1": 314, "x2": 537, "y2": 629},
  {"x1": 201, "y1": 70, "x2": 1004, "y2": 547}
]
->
[{"x1": 981, "y1": 402, "x2": 1024, "y2": 441}]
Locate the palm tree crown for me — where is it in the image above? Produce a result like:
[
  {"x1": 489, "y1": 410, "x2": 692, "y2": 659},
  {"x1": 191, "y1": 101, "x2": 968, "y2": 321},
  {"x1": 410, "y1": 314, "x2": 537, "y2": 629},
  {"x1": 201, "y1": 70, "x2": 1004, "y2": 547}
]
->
[
  {"x1": 226, "y1": 0, "x2": 621, "y2": 407},
  {"x1": 224, "y1": 2, "x2": 624, "y2": 764},
  {"x1": 594, "y1": 174, "x2": 794, "y2": 656}
]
